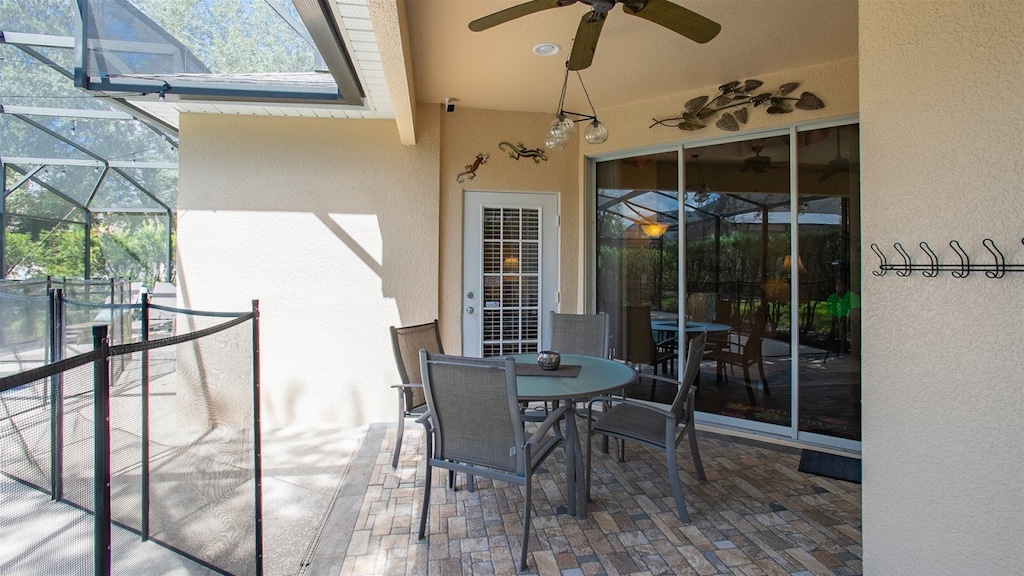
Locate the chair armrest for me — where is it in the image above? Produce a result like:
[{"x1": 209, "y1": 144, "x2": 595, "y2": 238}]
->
[
  {"x1": 655, "y1": 335, "x2": 678, "y2": 347},
  {"x1": 586, "y1": 395, "x2": 674, "y2": 419},
  {"x1": 525, "y1": 404, "x2": 571, "y2": 447},
  {"x1": 415, "y1": 411, "x2": 432, "y2": 432}
]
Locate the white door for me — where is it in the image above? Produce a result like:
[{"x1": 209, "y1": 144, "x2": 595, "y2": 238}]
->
[{"x1": 462, "y1": 191, "x2": 559, "y2": 357}]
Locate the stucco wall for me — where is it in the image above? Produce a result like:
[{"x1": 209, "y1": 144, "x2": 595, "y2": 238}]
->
[
  {"x1": 860, "y1": 1, "x2": 1024, "y2": 573},
  {"x1": 177, "y1": 108, "x2": 440, "y2": 430},
  {"x1": 584, "y1": 57, "x2": 859, "y2": 154},
  {"x1": 438, "y1": 107, "x2": 580, "y2": 353}
]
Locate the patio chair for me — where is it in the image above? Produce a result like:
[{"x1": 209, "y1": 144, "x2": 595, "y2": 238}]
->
[
  {"x1": 547, "y1": 311, "x2": 610, "y2": 357},
  {"x1": 416, "y1": 351, "x2": 568, "y2": 571},
  {"x1": 585, "y1": 332, "x2": 707, "y2": 522},
  {"x1": 706, "y1": 308, "x2": 769, "y2": 403},
  {"x1": 621, "y1": 305, "x2": 677, "y2": 398},
  {"x1": 388, "y1": 319, "x2": 444, "y2": 469}
]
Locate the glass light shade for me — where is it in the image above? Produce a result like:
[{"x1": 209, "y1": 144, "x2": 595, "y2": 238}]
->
[
  {"x1": 545, "y1": 134, "x2": 567, "y2": 150},
  {"x1": 584, "y1": 119, "x2": 608, "y2": 144},
  {"x1": 549, "y1": 113, "x2": 575, "y2": 139},
  {"x1": 640, "y1": 221, "x2": 669, "y2": 238}
]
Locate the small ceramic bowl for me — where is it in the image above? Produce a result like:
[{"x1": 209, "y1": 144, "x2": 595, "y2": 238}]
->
[{"x1": 537, "y1": 350, "x2": 561, "y2": 370}]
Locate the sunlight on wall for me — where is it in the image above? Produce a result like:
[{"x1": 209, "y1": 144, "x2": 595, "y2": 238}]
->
[{"x1": 177, "y1": 209, "x2": 403, "y2": 429}]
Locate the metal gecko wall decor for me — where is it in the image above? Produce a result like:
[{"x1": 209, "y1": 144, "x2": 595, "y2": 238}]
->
[
  {"x1": 499, "y1": 141, "x2": 547, "y2": 163},
  {"x1": 456, "y1": 153, "x2": 488, "y2": 183},
  {"x1": 650, "y1": 79, "x2": 825, "y2": 132}
]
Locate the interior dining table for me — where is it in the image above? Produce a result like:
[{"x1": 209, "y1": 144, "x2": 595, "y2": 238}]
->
[{"x1": 508, "y1": 353, "x2": 637, "y2": 519}]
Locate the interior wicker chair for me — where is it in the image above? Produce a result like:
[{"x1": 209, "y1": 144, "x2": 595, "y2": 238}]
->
[
  {"x1": 388, "y1": 319, "x2": 443, "y2": 469},
  {"x1": 416, "y1": 351, "x2": 569, "y2": 571},
  {"x1": 586, "y1": 332, "x2": 707, "y2": 522}
]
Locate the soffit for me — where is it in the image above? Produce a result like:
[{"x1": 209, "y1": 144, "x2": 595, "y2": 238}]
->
[{"x1": 404, "y1": 0, "x2": 858, "y2": 114}]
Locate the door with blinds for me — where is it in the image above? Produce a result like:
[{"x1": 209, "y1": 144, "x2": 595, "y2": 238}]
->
[{"x1": 462, "y1": 191, "x2": 558, "y2": 357}]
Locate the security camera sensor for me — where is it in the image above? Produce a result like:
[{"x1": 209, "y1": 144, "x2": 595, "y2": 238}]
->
[{"x1": 444, "y1": 98, "x2": 455, "y2": 113}]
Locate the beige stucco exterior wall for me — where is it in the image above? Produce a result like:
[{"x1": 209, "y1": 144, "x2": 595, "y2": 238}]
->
[
  {"x1": 584, "y1": 57, "x2": 859, "y2": 155},
  {"x1": 437, "y1": 107, "x2": 580, "y2": 353},
  {"x1": 860, "y1": 1, "x2": 1024, "y2": 573},
  {"x1": 177, "y1": 107, "x2": 440, "y2": 430}
]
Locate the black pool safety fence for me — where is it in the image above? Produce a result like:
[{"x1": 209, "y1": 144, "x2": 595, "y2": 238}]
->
[{"x1": 0, "y1": 293, "x2": 262, "y2": 576}]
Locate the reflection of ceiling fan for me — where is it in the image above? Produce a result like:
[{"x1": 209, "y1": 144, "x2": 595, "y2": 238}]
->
[
  {"x1": 469, "y1": 0, "x2": 721, "y2": 71},
  {"x1": 818, "y1": 129, "x2": 851, "y2": 182},
  {"x1": 741, "y1": 145, "x2": 783, "y2": 173}
]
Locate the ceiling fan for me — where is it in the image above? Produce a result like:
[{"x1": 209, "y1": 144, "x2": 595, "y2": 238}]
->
[
  {"x1": 741, "y1": 145, "x2": 783, "y2": 173},
  {"x1": 818, "y1": 129, "x2": 852, "y2": 182},
  {"x1": 469, "y1": 0, "x2": 721, "y2": 71}
]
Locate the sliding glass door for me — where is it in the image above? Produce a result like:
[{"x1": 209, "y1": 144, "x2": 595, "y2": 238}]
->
[
  {"x1": 796, "y1": 124, "x2": 861, "y2": 443},
  {"x1": 592, "y1": 122, "x2": 861, "y2": 449},
  {"x1": 683, "y1": 136, "x2": 793, "y2": 429}
]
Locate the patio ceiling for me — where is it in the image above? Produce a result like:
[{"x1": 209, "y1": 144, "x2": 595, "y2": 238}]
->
[{"x1": 82, "y1": 0, "x2": 861, "y2": 146}]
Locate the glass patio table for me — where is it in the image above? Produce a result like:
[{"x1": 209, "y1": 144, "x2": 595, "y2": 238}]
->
[{"x1": 509, "y1": 353, "x2": 637, "y2": 518}]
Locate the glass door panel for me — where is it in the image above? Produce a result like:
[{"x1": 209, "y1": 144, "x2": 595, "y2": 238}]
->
[
  {"x1": 595, "y1": 151, "x2": 679, "y2": 369},
  {"x1": 796, "y1": 124, "x2": 861, "y2": 441},
  {"x1": 482, "y1": 207, "x2": 540, "y2": 356},
  {"x1": 685, "y1": 136, "x2": 792, "y2": 428}
]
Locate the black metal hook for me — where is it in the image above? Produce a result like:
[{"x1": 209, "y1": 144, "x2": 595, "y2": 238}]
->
[
  {"x1": 894, "y1": 243, "x2": 912, "y2": 277},
  {"x1": 870, "y1": 243, "x2": 887, "y2": 276},
  {"x1": 919, "y1": 242, "x2": 939, "y2": 278},
  {"x1": 949, "y1": 240, "x2": 970, "y2": 278},
  {"x1": 982, "y1": 238, "x2": 1005, "y2": 279}
]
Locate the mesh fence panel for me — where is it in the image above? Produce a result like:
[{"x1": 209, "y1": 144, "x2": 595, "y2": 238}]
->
[
  {"x1": 145, "y1": 318, "x2": 256, "y2": 576},
  {"x1": 1, "y1": 363, "x2": 95, "y2": 575},
  {"x1": 0, "y1": 282, "x2": 51, "y2": 377},
  {"x1": 1, "y1": 304, "x2": 258, "y2": 576}
]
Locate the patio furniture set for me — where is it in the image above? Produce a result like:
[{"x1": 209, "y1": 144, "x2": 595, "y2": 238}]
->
[{"x1": 388, "y1": 313, "x2": 709, "y2": 570}]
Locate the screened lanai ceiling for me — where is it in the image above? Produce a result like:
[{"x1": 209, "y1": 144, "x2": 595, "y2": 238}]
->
[{"x1": 1, "y1": 0, "x2": 392, "y2": 215}]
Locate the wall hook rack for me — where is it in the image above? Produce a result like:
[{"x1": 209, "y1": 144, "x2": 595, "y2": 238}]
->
[{"x1": 871, "y1": 238, "x2": 1024, "y2": 279}]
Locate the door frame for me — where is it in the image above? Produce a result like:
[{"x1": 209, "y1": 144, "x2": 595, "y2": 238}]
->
[{"x1": 462, "y1": 190, "x2": 560, "y2": 357}]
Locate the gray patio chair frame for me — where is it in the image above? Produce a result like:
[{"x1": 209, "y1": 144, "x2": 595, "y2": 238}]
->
[
  {"x1": 389, "y1": 319, "x2": 443, "y2": 469},
  {"x1": 547, "y1": 311, "x2": 610, "y2": 358},
  {"x1": 416, "y1": 351, "x2": 569, "y2": 571},
  {"x1": 585, "y1": 332, "x2": 707, "y2": 522}
]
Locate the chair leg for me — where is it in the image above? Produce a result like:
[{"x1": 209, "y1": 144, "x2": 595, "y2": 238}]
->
[
  {"x1": 687, "y1": 424, "x2": 706, "y2": 481},
  {"x1": 392, "y1": 397, "x2": 406, "y2": 469},
  {"x1": 664, "y1": 439, "x2": 691, "y2": 523},
  {"x1": 520, "y1": 473, "x2": 532, "y2": 570},
  {"x1": 418, "y1": 461, "x2": 433, "y2": 539},
  {"x1": 585, "y1": 428, "x2": 594, "y2": 506},
  {"x1": 758, "y1": 359, "x2": 769, "y2": 394},
  {"x1": 742, "y1": 365, "x2": 756, "y2": 404}
]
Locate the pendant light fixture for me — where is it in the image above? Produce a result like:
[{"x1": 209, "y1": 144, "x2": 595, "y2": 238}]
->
[{"x1": 545, "y1": 62, "x2": 608, "y2": 149}]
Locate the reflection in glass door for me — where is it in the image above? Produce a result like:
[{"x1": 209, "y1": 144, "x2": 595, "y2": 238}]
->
[
  {"x1": 592, "y1": 125, "x2": 861, "y2": 448},
  {"x1": 796, "y1": 124, "x2": 861, "y2": 442},
  {"x1": 684, "y1": 136, "x2": 793, "y2": 429},
  {"x1": 595, "y1": 151, "x2": 679, "y2": 368}
]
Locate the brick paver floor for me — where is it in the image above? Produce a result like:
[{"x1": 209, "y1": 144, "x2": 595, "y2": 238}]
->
[{"x1": 323, "y1": 422, "x2": 861, "y2": 576}]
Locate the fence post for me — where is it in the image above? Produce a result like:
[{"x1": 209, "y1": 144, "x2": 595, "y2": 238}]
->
[
  {"x1": 140, "y1": 292, "x2": 150, "y2": 540},
  {"x1": 252, "y1": 300, "x2": 263, "y2": 576},
  {"x1": 93, "y1": 325, "x2": 111, "y2": 576},
  {"x1": 49, "y1": 288, "x2": 64, "y2": 501}
]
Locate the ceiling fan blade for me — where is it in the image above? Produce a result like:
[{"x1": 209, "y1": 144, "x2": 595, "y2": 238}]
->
[
  {"x1": 469, "y1": 0, "x2": 568, "y2": 32},
  {"x1": 818, "y1": 170, "x2": 839, "y2": 183},
  {"x1": 567, "y1": 12, "x2": 607, "y2": 70},
  {"x1": 622, "y1": 0, "x2": 721, "y2": 44}
]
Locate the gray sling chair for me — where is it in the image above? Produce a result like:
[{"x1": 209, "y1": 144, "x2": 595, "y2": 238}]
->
[
  {"x1": 585, "y1": 332, "x2": 707, "y2": 522},
  {"x1": 523, "y1": 311, "x2": 612, "y2": 419},
  {"x1": 388, "y1": 320, "x2": 444, "y2": 469},
  {"x1": 416, "y1": 351, "x2": 569, "y2": 571},
  {"x1": 548, "y1": 311, "x2": 610, "y2": 358}
]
